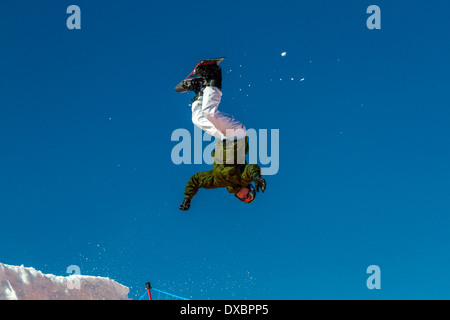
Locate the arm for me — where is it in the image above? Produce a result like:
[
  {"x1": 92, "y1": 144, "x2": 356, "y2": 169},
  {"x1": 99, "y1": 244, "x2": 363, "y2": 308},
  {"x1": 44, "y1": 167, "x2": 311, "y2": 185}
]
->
[
  {"x1": 242, "y1": 164, "x2": 261, "y2": 180},
  {"x1": 184, "y1": 170, "x2": 217, "y2": 199},
  {"x1": 180, "y1": 170, "x2": 217, "y2": 210},
  {"x1": 242, "y1": 164, "x2": 267, "y2": 193}
]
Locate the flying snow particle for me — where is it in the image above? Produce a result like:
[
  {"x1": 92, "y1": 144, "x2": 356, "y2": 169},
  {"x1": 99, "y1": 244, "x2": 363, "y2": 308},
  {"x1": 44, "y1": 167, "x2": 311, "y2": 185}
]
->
[
  {"x1": 300, "y1": 78, "x2": 305, "y2": 81},
  {"x1": 281, "y1": 52, "x2": 287, "y2": 56}
]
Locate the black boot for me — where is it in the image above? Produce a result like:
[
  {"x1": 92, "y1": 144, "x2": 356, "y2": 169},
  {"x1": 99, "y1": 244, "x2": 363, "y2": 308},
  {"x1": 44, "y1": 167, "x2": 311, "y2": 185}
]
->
[
  {"x1": 175, "y1": 77, "x2": 206, "y2": 94},
  {"x1": 194, "y1": 64, "x2": 222, "y2": 90}
]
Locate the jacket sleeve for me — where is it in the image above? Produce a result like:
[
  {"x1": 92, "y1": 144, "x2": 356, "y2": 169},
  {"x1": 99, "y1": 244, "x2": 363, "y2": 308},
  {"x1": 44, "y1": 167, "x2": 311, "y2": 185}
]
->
[
  {"x1": 184, "y1": 170, "x2": 218, "y2": 200},
  {"x1": 241, "y1": 164, "x2": 262, "y2": 182}
]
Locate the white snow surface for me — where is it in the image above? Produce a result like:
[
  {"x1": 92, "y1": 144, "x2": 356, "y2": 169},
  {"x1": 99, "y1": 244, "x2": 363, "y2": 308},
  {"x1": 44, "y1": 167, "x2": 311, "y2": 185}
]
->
[{"x1": 0, "y1": 263, "x2": 130, "y2": 300}]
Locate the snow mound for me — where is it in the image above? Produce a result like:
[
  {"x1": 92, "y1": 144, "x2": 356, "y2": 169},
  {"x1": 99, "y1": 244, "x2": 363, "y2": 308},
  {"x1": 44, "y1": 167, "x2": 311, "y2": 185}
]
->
[{"x1": 0, "y1": 263, "x2": 129, "y2": 300}]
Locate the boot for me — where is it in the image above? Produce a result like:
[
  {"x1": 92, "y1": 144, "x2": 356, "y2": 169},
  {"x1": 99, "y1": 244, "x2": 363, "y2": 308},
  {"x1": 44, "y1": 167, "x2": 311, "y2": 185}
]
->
[
  {"x1": 175, "y1": 77, "x2": 206, "y2": 94},
  {"x1": 194, "y1": 64, "x2": 222, "y2": 90}
]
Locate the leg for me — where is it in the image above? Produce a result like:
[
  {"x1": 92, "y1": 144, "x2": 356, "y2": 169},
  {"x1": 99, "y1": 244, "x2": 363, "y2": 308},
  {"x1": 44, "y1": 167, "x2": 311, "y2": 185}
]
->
[
  {"x1": 191, "y1": 93, "x2": 226, "y2": 140},
  {"x1": 201, "y1": 86, "x2": 222, "y2": 121},
  {"x1": 190, "y1": 64, "x2": 246, "y2": 141},
  {"x1": 202, "y1": 86, "x2": 247, "y2": 141}
]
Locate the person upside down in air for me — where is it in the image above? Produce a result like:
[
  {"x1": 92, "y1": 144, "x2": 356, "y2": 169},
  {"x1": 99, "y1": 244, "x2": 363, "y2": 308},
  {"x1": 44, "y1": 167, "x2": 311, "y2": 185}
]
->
[{"x1": 175, "y1": 62, "x2": 267, "y2": 211}]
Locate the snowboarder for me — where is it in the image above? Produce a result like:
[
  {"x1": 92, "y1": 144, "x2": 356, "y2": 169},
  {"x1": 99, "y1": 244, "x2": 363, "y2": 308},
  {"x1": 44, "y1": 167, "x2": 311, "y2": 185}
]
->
[{"x1": 175, "y1": 60, "x2": 267, "y2": 211}]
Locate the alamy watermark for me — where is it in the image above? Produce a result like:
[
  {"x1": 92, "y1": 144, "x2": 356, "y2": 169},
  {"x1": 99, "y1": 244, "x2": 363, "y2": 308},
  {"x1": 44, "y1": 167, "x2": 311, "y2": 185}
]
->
[
  {"x1": 66, "y1": 265, "x2": 81, "y2": 290},
  {"x1": 366, "y1": 5, "x2": 381, "y2": 30},
  {"x1": 171, "y1": 126, "x2": 279, "y2": 176},
  {"x1": 366, "y1": 265, "x2": 381, "y2": 290},
  {"x1": 66, "y1": 5, "x2": 81, "y2": 30}
]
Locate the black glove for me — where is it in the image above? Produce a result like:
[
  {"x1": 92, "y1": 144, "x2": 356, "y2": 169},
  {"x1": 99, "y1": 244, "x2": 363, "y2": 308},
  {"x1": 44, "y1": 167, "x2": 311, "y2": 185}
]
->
[
  {"x1": 179, "y1": 198, "x2": 191, "y2": 211},
  {"x1": 253, "y1": 175, "x2": 267, "y2": 193}
]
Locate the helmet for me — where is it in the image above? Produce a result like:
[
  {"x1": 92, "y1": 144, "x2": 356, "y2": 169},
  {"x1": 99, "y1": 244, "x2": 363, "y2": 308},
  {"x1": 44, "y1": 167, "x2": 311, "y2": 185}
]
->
[{"x1": 235, "y1": 184, "x2": 256, "y2": 204}]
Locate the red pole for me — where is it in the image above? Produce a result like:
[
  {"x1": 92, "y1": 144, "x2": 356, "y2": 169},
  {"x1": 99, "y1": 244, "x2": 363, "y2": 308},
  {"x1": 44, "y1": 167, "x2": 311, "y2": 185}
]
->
[{"x1": 146, "y1": 282, "x2": 152, "y2": 300}]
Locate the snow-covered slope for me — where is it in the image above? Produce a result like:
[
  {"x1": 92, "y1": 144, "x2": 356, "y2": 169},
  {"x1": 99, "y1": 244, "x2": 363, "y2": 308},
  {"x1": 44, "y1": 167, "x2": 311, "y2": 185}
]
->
[{"x1": 0, "y1": 263, "x2": 129, "y2": 300}]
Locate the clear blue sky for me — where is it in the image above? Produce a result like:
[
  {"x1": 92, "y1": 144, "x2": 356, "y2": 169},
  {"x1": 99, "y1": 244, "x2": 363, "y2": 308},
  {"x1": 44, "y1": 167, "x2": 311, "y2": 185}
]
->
[{"x1": 1, "y1": 0, "x2": 450, "y2": 299}]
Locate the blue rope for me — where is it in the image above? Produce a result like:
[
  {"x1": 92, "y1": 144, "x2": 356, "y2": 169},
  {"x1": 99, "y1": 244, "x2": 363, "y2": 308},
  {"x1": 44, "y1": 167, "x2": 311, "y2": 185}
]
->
[
  {"x1": 138, "y1": 288, "x2": 189, "y2": 300},
  {"x1": 152, "y1": 288, "x2": 190, "y2": 300},
  {"x1": 139, "y1": 291, "x2": 149, "y2": 300}
]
